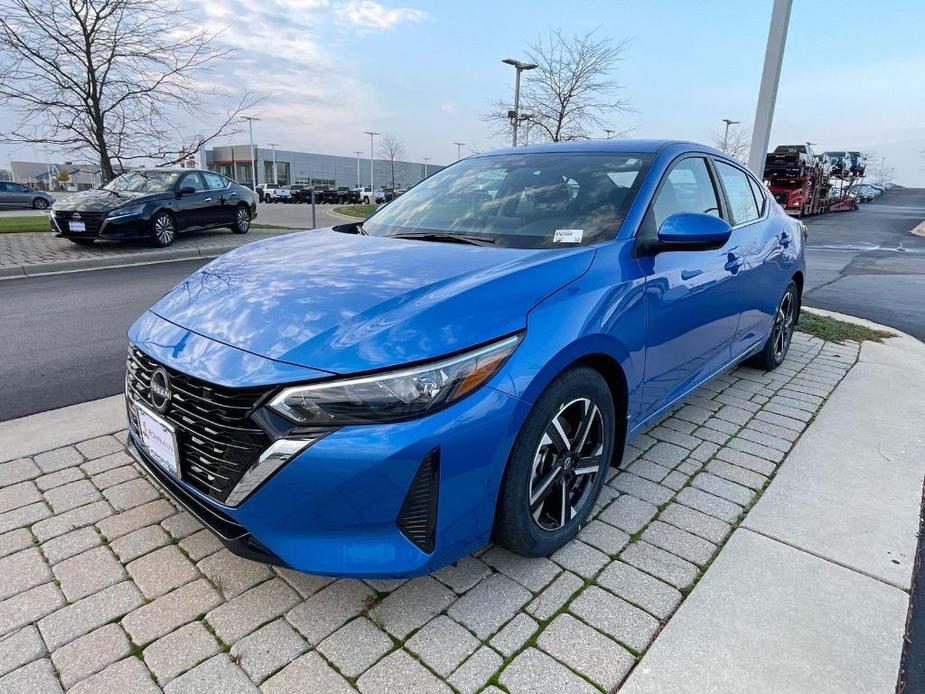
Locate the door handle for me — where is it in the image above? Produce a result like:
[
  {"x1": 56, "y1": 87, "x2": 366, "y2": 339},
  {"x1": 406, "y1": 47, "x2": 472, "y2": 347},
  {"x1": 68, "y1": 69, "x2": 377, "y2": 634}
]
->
[
  {"x1": 724, "y1": 253, "x2": 742, "y2": 274},
  {"x1": 203, "y1": 197, "x2": 213, "y2": 202},
  {"x1": 779, "y1": 231, "x2": 791, "y2": 247},
  {"x1": 228, "y1": 192, "x2": 238, "y2": 198}
]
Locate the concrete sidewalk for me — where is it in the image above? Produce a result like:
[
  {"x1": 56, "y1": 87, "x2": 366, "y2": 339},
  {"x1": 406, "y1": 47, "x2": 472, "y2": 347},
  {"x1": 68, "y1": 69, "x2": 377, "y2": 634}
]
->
[{"x1": 621, "y1": 322, "x2": 925, "y2": 693}]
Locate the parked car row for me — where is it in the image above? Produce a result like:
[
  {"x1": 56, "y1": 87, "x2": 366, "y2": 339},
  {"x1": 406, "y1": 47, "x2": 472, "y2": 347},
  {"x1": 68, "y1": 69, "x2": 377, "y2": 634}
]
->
[
  {"x1": 254, "y1": 183, "x2": 403, "y2": 205},
  {"x1": 847, "y1": 182, "x2": 892, "y2": 202}
]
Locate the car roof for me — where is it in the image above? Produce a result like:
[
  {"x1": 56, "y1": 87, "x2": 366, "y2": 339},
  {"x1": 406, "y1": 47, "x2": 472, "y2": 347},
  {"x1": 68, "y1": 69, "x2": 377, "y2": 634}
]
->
[{"x1": 481, "y1": 139, "x2": 717, "y2": 157}]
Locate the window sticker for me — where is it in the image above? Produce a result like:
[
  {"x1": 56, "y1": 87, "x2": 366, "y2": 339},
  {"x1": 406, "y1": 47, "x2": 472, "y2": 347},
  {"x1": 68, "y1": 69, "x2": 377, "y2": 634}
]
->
[{"x1": 553, "y1": 229, "x2": 583, "y2": 243}]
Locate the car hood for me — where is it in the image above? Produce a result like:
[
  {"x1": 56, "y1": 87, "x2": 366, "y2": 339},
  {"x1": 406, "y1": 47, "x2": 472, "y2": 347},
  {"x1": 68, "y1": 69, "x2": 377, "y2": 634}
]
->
[
  {"x1": 150, "y1": 228, "x2": 594, "y2": 373},
  {"x1": 55, "y1": 188, "x2": 160, "y2": 212}
]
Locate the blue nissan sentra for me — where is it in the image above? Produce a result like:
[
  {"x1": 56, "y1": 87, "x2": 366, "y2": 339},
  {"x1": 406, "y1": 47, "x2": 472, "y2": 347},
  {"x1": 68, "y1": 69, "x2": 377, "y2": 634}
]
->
[{"x1": 126, "y1": 140, "x2": 804, "y2": 577}]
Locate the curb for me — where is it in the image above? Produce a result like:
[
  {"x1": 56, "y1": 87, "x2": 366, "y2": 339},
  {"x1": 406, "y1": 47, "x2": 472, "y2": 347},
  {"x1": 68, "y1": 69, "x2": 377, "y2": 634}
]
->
[{"x1": 1, "y1": 242, "x2": 242, "y2": 280}]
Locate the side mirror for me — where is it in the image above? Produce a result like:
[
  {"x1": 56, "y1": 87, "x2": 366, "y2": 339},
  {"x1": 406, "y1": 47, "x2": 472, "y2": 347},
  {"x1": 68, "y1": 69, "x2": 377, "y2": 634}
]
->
[
  {"x1": 178, "y1": 186, "x2": 197, "y2": 196},
  {"x1": 657, "y1": 212, "x2": 731, "y2": 250}
]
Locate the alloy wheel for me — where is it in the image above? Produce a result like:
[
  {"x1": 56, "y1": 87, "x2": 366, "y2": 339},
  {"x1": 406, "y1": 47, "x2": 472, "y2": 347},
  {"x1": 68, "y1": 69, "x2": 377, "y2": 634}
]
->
[
  {"x1": 772, "y1": 288, "x2": 796, "y2": 360},
  {"x1": 34, "y1": 198, "x2": 48, "y2": 209},
  {"x1": 528, "y1": 397, "x2": 604, "y2": 531},
  {"x1": 236, "y1": 207, "x2": 250, "y2": 231},
  {"x1": 154, "y1": 214, "x2": 175, "y2": 245}
]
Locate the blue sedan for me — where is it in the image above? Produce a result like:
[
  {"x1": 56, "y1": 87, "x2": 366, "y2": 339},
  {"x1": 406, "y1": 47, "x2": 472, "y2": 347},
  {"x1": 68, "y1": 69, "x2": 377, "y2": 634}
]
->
[{"x1": 125, "y1": 140, "x2": 804, "y2": 577}]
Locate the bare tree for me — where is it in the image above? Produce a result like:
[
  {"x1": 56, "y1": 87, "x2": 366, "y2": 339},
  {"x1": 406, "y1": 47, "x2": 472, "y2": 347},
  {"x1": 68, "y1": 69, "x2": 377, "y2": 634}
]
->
[
  {"x1": 486, "y1": 29, "x2": 631, "y2": 144},
  {"x1": 710, "y1": 124, "x2": 752, "y2": 163},
  {"x1": 0, "y1": 0, "x2": 259, "y2": 181},
  {"x1": 378, "y1": 133, "x2": 405, "y2": 189}
]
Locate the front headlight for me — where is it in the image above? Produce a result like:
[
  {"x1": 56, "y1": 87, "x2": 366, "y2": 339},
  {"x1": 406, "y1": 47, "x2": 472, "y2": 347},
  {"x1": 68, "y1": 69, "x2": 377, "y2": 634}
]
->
[
  {"x1": 268, "y1": 334, "x2": 521, "y2": 425},
  {"x1": 109, "y1": 203, "x2": 145, "y2": 218}
]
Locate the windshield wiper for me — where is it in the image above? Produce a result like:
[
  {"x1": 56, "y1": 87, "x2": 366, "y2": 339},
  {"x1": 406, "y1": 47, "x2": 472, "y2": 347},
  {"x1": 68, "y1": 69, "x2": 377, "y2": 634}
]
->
[{"x1": 389, "y1": 232, "x2": 496, "y2": 246}]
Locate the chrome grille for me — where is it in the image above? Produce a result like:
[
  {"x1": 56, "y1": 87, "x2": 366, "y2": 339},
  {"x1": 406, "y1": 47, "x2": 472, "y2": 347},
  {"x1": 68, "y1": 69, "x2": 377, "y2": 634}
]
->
[
  {"x1": 55, "y1": 211, "x2": 105, "y2": 234},
  {"x1": 126, "y1": 346, "x2": 271, "y2": 503}
]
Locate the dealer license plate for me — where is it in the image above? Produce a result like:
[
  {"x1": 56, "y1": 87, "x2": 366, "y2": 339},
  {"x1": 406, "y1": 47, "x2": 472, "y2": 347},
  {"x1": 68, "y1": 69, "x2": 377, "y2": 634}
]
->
[
  {"x1": 137, "y1": 404, "x2": 179, "y2": 476},
  {"x1": 70, "y1": 221, "x2": 86, "y2": 232}
]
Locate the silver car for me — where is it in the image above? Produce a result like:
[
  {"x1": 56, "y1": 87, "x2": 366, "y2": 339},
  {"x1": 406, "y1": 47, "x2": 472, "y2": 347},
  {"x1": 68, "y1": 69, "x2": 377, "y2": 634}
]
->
[{"x1": 0, "y1": 182, "x2": 54, "y2": 209}]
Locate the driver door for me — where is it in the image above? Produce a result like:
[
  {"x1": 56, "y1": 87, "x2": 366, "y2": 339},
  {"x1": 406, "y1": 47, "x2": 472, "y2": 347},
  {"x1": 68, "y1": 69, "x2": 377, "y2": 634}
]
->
[
  {"x1": 175, "y1": 172, "x2": 211, "y2": 230},
  {"x1": 635, "y1": 155, "x2": 744, "y2": 419}
]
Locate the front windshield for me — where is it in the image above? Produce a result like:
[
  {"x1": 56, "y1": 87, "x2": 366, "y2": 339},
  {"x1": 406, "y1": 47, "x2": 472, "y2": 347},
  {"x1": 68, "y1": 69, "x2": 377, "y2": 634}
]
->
[
  {"x1": 363, "y1": 152, "x2": 651, "y2": 248},
  {"x1": 104, "y1": 171, "x2": 180, "y2": 193}
]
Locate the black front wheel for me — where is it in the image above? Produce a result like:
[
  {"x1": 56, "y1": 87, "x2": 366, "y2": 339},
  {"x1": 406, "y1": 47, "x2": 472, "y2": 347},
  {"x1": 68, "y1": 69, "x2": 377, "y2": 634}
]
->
[
  {"x1": 493, "y1": 366, "x2": 615, "y2": 557},
  {"x1": 149, "y1": 211, "x2": 176, "y2": 247},
  {"x1": 231, "y1": 205, "x2": 251, "y2": 234},
  {"x1": 749, "y1": 280, "x2": 800, "y2": 371}
]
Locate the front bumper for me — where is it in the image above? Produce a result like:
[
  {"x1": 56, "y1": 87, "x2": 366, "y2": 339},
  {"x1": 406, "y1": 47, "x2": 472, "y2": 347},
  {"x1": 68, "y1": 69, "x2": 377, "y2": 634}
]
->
[
  {"x1": 126, "y1": 314, "x2": 526, "y2": 578},
  {"x1": 50, "y1": 210, "x2": 151, "y2": 240}
]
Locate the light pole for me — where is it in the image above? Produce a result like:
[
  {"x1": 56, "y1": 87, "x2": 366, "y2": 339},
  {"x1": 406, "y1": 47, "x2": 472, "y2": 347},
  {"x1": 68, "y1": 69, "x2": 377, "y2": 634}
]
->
[
  {"x1": 453, "y1": 142, "x2": 465, "y2": 160},
  {"x1": 364, "y1": 131, "x2": 378, "y2": 192},
  {"x1": 41, "y1": 146, "x2": 52, "y2": 191},
  {"x1": 242, "y1": 116, "x2": 260, "y2": 195},
  {"x1": 423, "y1": 157, "x2": 430, "y2": 178},
  {"x1": 604, "y1": 129, "x2": 615, "y2": 140},
  {"x1": 268, "y1": 143, "x2": 279, "y2": 185},
  {"x1": 721, "y1": 119, "x2": 740, "y2": 152},
  {"x1": 748, "y1": 0, "x2": 793, "y2": 176},
  {"x1": 353, "y1": 151, "x2": 362, "y2": 187},
  {"x1": 502, "y1": 58, "x2": 538, "y2": 147}
]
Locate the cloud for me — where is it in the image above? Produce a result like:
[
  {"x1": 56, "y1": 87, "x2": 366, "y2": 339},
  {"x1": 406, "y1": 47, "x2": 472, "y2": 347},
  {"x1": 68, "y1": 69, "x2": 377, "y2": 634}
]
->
[{"x1": 333, "y1": 1, "x2": 428, "y2": 31}]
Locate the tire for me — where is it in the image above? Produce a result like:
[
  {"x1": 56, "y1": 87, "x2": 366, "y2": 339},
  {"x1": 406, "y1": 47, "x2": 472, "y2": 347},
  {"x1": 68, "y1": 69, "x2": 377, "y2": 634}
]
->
[
  {"x1": 493, "y1": 366, "x2": 616, "y2": 557},
  {"x1": 748, "y1": 280, "x2": 800, "y2": 371},
  {"x1": 149, "y1": 211, "x2": 176, "y2": 247},
  {"x1": 231, "y1": 205, "x2": 251, "y2": 234},
  {"x1": 363, "y1": 196, "x2": 370, "y2": 204},
  {"x1": 33, "y1": 197, "x2": 49, "y2": 210},
  {"x1": 68, "y1": 238, "x2": 94, "y2": 245}
]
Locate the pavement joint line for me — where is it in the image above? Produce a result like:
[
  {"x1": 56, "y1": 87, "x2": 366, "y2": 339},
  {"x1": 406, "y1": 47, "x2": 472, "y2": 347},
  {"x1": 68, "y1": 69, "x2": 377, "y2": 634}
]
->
[{"x1": 738, "y1": 526, "x2": 912, "y2": 593}]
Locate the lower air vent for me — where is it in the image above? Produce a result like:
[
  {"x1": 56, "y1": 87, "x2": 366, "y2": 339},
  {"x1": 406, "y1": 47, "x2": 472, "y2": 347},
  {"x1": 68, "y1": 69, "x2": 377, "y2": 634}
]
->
[{"x1": 397, "y1": 448, "x2": 439, "y2": 553}]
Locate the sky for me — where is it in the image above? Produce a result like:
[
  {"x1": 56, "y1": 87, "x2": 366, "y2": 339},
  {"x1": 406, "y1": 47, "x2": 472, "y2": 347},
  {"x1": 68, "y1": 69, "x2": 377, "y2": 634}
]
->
[{"x1": 2, "y1": 0, "x2": 923, "y2": 185}]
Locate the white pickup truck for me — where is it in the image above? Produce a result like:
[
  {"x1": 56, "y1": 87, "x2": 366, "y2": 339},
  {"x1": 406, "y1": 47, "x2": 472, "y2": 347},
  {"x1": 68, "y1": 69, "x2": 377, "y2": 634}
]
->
[
  {"x1": 354, "y1": 187, "x2": 385, "y2": 204},
  {"x1": 261, "y1": 183, "x2": 292, "y2": 203}
]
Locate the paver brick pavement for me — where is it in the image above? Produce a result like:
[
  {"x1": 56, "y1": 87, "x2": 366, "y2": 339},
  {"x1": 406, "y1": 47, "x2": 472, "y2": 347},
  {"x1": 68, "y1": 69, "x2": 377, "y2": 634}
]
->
[{"x1": 0, "y1": 332, "x2": 858, "y2": 691}]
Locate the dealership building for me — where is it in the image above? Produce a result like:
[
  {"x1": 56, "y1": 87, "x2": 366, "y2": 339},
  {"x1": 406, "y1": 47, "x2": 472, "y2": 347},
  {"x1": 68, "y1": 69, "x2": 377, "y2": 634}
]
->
[{"x1": 204, "y1": 145, "x2": 444, "y2": 190}]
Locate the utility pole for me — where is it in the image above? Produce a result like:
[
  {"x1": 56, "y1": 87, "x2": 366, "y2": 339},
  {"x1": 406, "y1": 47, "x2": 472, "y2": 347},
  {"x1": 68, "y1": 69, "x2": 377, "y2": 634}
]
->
[
  {"x1": 354, "y1": 151, "x2": 362, "y2": 187},
  {"x1": 454, "y1": 142, "x2": 465, "y2": 161},
  {"x1": 364, "y1": 131, "x2": 378, "y2": 192},
  {"x1": 722, "y1": 119, "x2": 740, "y2": 153},
  {"x1": 242, "y1": 116, "x2": 260, "y2": 197},
  {"x1": 748, "y1": 0, "x2": 793, "y2": 176},
  {"x1": 502, "y1": 58, "x2": 538, "y2": 147},
  {"x1": 268, "y1": 143, "x2": 279, "y2": 185},
  {"x1": 423, "y1": 157, "x2": 430, "y2": 178}
]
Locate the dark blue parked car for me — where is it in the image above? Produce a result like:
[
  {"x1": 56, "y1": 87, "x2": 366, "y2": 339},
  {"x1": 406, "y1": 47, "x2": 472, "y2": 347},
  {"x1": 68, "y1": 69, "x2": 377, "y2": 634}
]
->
[{"x1": 125, "y1": 140, "x2": 804, "y2": 577}]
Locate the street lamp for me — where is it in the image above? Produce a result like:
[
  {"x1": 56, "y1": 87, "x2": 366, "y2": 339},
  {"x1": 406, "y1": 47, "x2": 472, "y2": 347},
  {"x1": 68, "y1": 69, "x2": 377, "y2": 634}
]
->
[
  {"x1": 423, "y1": 157, "x2": 430, "y2": 178},
  {"x1": 604, "y1": 129, "x2": 615, "y2": 140},
  {"x1": 364, "y1": 131, "x2": 378, "y2": 193},
  {"x1": 453, "y1": 142, "x2": 465, "y2": 160},
  {"x1": 353, "y1": 151, "x2": 362, "y2": 187},
  {"x1": 502, "y1": 58, "x2": 537, "y2": 147},
  {"x1": 721, "y1": 119, "x2": 740, "y2": 152},
  {"x1": 242, "y1": 116, "x2": 260, "y2": 196},
  {"x1": 268, "y1": 143, "x2": 279, "y2": 185}
]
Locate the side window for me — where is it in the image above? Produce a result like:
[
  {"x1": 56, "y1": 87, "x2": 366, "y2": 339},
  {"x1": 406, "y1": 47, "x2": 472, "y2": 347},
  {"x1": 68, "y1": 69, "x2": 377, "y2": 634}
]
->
[
  {"x1": 652, "y1": 157, "x2": 721, "y2": 230},
  {"x1": 748, "y1": 175, "x2": 767, "y2": 216},
  {"x1": 715, "y1": 161, "x2": 759, "y2": 226},
  {"x1": 0, "y1": 183, "x2": 7, "y2": 192},
  {"x1": 202, "y1": 172, "x2": 225, "y2": 190},
  {"x1": 179, "y1": 173, "x2": 206, "y2": 192}
]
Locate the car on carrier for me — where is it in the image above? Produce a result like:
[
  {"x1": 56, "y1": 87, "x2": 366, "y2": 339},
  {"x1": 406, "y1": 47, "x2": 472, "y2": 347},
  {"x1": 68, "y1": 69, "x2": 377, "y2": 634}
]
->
[
  {"x1": 125, "y1": 139, "x2": 805, "y2": 577},
  {"x1": 765, "y1": 144, "x2": 817, "y2": 177}
]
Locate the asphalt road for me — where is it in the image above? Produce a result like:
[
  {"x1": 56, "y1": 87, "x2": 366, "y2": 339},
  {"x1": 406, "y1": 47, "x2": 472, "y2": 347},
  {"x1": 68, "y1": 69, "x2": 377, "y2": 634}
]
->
[
  {"x1": 802, "y1": 187, "x2": 925, "y2": 340},
  {"x1": 0, "y1": 259, "x2": 208, "y2": 421}
]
